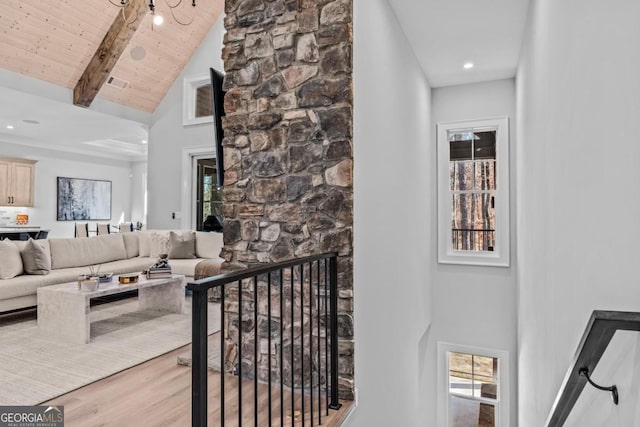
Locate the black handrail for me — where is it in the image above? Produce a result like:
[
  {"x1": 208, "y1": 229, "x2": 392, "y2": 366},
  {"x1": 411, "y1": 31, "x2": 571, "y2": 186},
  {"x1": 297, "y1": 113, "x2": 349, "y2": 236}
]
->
[
  {"x1": 187, "y1": 252, "x2": 341, "y2": 427},
  {"x1": 546, "y1": 310, "x2": 640, "y2": 426}
]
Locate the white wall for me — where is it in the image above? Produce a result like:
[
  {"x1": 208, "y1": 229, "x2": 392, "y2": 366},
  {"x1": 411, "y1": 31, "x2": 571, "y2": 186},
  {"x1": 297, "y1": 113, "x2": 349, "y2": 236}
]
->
[
  {"x1": 566, "y1": 331, "x2": 640, "y2": 427},
  {"x1": 351, "y1": 0, "x2": 433, "y2": 425},
  {"x1": 517, "y1": 0, "x2": 640, "y2": 425},
  {"x1": 147, "y1": 18, "x2": 225, "y2": 229},
  {"x1": 431, "y1": 79, "x2": 518, "y2": 427},
  {"x1": 130, "y1": 161, "x2": 147, "y2": 227},
  {"x1": 0, "y1": 141, "x2": 134, "y2": 238}
]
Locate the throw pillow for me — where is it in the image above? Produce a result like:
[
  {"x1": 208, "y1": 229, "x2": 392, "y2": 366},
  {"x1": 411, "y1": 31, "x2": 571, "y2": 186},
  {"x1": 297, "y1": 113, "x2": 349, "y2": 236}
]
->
[
  {"x1": 139, "y1": 231, "x2": 151, "y2": 257},
  {"x1": 0, "y1": 239, "x2": 24, "y2": 279},
  {"x1": 168, "y1": 231, "x2": 196, "y2": 259},
  {"x1": 149, "y1": 232, "x2": 171, "y2": 258},
  {"x1": 21, "y1": 238, "x2": 51, "y2": 275}
]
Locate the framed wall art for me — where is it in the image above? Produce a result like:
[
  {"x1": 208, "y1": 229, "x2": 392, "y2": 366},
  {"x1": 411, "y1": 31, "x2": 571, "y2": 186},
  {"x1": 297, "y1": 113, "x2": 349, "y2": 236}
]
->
[{"x1": 57, "y1": 177, "x2": 112, "y2": 221}]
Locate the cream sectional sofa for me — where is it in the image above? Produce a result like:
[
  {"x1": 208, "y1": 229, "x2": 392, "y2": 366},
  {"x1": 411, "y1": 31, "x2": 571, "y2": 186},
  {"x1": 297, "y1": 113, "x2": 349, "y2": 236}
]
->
[{"x1": 0, "y1": 230, "x2": 224, "y2": 313}]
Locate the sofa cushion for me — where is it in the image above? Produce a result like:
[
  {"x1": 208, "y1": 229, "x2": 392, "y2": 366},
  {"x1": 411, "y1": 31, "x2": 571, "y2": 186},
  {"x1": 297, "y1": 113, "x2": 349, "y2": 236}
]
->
[
  {"x1": 49, "y1": 234, "x2": 127, "y2": 269},
  {"x1": 168, "y1": 231, "x2": 196, "y2": 259},
  {"x1": 139, "y1": 231, "x2": 151, "y2": 257},
  {"x1": 0, "y1": 239, "x2": 23, "y2": 280},
  {"x1": 122, "y1": 233, "x2": 140, "y2": 258},
  {"x1": 150, "y1": 232, "x2": 171, "y2": 257},
  {"x1": 0, "y1": 266, "x2": 88, "y2": 300},
  {"x1": 20, "y1": 238, "x2": 51, "y2": 275},
  {"x1": 195, "y1": 232, "x2": 223, "y2": 259}
]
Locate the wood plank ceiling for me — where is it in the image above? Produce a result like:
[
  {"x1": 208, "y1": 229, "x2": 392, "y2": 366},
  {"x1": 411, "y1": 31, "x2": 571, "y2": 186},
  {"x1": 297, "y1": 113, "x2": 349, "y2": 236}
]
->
[{"x1": 0, "y1": 0, "x2": 223, "y2": 112}]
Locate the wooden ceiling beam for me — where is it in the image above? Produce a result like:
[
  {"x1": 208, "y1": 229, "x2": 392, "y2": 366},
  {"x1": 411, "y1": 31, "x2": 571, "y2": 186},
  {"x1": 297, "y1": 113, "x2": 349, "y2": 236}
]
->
[{"x1": 73, "y1": 0, "x2": 148, "y2": 108}]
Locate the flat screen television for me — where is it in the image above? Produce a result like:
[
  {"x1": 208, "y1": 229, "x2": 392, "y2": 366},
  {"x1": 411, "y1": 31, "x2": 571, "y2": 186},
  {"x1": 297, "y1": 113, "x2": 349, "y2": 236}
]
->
[{"x1": 209, "y1": 67, "x2": 226, "y2": 187}]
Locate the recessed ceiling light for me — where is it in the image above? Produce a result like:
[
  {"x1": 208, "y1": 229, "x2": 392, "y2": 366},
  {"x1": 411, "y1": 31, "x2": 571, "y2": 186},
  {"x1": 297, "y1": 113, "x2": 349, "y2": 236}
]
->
[
  {"x1": 464, "y1": 62, "x2": 474, "y2": 70},
  {"x1": 6, "y1": 125, "x2": 14, "y2": 130},
  {"x1": 153, "y1": 14, "x2": 164, "y2": 25},
  {"x1": 142, "y1": 140, "x2": 148, "y2": 144}
]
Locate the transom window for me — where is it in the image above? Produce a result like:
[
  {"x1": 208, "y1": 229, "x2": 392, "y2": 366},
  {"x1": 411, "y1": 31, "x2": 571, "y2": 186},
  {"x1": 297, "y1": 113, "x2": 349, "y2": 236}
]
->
[{"x1": 437, "y1": 118, "x2": 509, "y2": 266}]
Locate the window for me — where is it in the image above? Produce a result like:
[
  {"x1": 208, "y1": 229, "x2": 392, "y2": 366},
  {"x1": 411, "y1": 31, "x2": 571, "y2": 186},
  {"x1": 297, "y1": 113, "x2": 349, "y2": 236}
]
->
[
  {"x1": 438, "y1": 343, "x2": 509, "y2": 427},
  {"x1": 195, "y1": 158, "x2": 222, "y2": 231},
  {"x1": 183, "y1": 74, "x2": 213, "y2": 126},
  {"x1": 437, "y1": 117, "x2": 510, "y2": 266}
]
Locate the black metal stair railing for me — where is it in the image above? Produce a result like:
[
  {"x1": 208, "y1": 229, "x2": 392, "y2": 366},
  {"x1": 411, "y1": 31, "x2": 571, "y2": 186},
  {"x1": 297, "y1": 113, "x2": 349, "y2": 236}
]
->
[
  {"x1": 546, "y1": 310, "x2": 640, "y2": 426},
  {"x1": 187, "y1": 252, "x2": 342, "y2": 427}
]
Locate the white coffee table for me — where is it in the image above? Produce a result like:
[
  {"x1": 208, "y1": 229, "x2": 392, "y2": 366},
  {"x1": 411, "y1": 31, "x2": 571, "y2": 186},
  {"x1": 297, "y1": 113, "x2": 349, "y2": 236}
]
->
[{"x1": 37, "y1": 274, "x2": 185, "y2": 344}]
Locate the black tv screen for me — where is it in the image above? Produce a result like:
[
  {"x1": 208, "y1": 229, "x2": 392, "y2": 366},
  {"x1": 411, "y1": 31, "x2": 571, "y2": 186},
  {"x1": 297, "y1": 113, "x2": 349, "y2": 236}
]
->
[{"x1": 210, "y1": 67, "x2": 226, "y2": 187}]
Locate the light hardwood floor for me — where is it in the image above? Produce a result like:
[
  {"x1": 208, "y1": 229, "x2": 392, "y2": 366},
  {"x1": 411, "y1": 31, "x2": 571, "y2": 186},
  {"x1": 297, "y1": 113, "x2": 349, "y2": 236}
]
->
[{"x1": 43, "y1": 342, "x2": 352, "y2": 427}]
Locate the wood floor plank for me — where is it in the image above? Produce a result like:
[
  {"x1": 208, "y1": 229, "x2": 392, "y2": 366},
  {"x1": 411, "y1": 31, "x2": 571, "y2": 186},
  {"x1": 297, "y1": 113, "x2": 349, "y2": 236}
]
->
[{"x1": 43, "y1": 342, "x2": 352, "y2": 427}]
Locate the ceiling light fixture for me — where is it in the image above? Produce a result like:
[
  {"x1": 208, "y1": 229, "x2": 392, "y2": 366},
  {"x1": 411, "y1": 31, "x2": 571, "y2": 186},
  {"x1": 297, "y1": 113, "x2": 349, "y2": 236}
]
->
[
  {"x1": 110, "y1": 0, "x2": 196, "y2": 26},
  {"x1": 464, "y1": 62, "x2": 475, "y2": 70},
  {"x1": 6, "y1": 125, "x2": 14, "y2": 130},
  {"x1": 142, "y1": 139, "x2": 148, "y2": 144}
]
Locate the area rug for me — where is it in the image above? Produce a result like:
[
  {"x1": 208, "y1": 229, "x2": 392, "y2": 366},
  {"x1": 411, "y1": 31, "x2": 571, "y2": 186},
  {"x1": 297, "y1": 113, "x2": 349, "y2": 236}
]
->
[{"x1": 0, "y1": 297, "x2": 220, "y2": 405}]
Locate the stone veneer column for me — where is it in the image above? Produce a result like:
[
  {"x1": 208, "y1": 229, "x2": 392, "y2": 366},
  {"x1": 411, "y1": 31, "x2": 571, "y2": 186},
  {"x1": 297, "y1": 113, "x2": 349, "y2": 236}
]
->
[{"x1": 220, "y1": 0, "x2": 354, "y2": 399}]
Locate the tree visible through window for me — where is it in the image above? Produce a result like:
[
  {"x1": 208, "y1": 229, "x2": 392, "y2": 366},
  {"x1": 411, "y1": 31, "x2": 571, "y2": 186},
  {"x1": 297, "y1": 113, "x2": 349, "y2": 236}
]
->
[
  {"x1": 449, "y1": 130, "x2": 496, "y2": 252},
  {"x1": 437, "y1": 117, "x2": 509, "y2": 266}
]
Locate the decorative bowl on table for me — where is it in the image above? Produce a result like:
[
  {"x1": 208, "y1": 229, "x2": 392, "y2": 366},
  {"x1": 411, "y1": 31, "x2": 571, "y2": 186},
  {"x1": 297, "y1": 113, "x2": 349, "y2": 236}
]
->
[
  {"x1": 97, "y1": 273, "x2": 114, "y2": 283},
  {"x1": 119, "y1": 273, "x2": 139, "y2": 285},
  {"x1": 79, "y1": 277, "x2": 99, "y2": 292}
]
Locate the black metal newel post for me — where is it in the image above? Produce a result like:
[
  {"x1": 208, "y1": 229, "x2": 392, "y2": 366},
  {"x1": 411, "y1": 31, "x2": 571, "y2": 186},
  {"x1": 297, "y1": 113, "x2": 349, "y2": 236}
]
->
[
  {"x1": 290, "y1": 266, "x2": 295, "y2": 427},
  {"x1": 253, "y1": 276, "x2": 258, "y2": 427},
  {"x1": 267, "y1": 273, "x2": 273, "y2": 426},
  {"x1": 238, "y1": 280, "x2": 243, "y2": 427},
  {"x1": 328, "y1": 256, "x2": 342, "y2": 410},
  {"x1": 220, "y1": 284, "x2": 226, "y2": 427},
  {"x1": 316, "y1": 260, "x2": 322, "y2": 423},
  {"x1": 279, "y1": 270, "x2": 284, "y2": 427},
  {"x1": 192, "y1": 287, "x2": 209, "y2": 427},
  {"x1": 300, "y1": 264, "x2": 306, "y2": 426},
  {"x1": 324, "y1": 259, "x2": 329, "y2": 416}
]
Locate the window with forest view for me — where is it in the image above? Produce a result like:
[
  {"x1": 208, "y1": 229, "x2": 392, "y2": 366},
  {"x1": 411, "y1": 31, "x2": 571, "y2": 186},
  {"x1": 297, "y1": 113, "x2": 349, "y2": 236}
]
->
[
  {"x1": 449, "y1": 130, "x2": 496, "y2": 252},
  {"x1": 437, "y1": 118, "x2": 509, "y2": 266}
]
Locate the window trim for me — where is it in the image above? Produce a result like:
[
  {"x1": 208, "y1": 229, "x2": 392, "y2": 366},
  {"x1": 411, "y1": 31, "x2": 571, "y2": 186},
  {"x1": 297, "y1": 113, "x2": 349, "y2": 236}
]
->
[
  {"x1": 437, "y1": 117, "x2": 510, "y2": 267},
  {"x1": 183, "y1": 74, "x2": 214, "y2": 126},
  {"x1": 437, "y1": 342, "x2": 510, "y2": 427}
]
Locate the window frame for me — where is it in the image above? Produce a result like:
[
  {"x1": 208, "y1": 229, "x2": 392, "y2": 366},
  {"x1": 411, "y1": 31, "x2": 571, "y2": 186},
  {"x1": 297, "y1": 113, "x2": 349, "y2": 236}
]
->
[
  {"x1": 183, "y1": 74, "x2": 214, "y2": 126},
  {"x1": 437, "y1": 117, "x2": 510, "y2": 267},
  {"x1": 437, "y1": 342, "x2": 510, "y2": 427}
]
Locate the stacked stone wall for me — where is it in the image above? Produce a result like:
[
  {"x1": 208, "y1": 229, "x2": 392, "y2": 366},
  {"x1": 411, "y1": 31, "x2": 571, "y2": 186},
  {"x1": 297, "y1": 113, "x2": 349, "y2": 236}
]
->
[{"x1": 220, "y1": 0, "x2": 354, "y2": 399}]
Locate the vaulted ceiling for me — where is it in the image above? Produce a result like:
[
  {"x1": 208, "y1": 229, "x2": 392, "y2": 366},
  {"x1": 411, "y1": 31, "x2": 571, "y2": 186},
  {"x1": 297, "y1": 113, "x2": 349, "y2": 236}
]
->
[{"x1": 0, "y1": 0, "x2": 223, "y2": 112}]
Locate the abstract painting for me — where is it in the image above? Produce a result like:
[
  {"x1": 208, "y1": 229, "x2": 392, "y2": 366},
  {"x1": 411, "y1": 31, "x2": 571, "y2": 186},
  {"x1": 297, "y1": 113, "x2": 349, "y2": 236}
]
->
[{"x1": 57, "y1": 177, "x2": 111, "y2": 221}]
